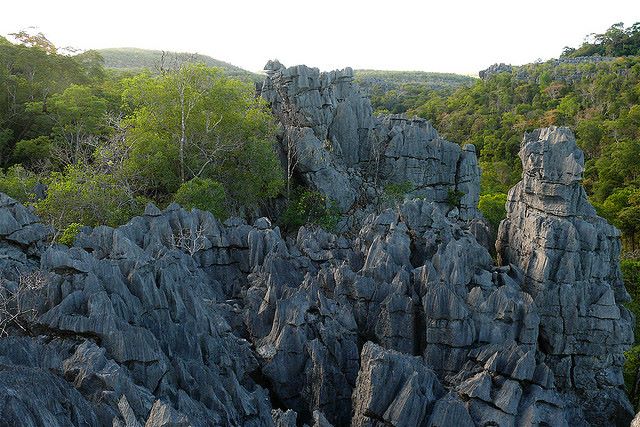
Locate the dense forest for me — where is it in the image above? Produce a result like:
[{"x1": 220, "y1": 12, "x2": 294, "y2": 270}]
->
[
  {"x1": 97, "y1": 47, "x2": 262, "y2": 81},
  {"x1": 0, "y1": 31, "x2": 284, "y2": 242},
  {"x1": 562, "y1": 22, "x2": 640, "y2": 58},
  {"x1": 353, "y1": 70, "x2": 475, "y2": 114}
]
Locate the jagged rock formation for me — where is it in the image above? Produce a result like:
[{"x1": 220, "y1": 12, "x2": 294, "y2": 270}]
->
[
  {"x1": 260, "y1": 61, "x2": 482, "y2": 224},
  {"x1": 497, "y1": 126, "x2": 634, "y2": 425},
  {"x1": 0, "y1": 63, "x2": 634, "y2": 425}
]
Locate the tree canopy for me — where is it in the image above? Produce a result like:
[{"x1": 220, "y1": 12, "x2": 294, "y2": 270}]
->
[
  {"x1": 0, "y1": 33, "x2": 284, "y2": 233},
  {"x1": 562, "y1": 22, "x2": 640, "y2": 58}
]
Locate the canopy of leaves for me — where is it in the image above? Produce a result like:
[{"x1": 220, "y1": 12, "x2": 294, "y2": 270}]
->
[
  {"x1": 0, "y1": 36, "x2": 103, "y2": 167},
  {"x1": 562, "y1": 22, "x2": 640, "y2": 58},
  {"x1": 35, "y1": 164, "x2": 146, "y2": 229},
  {"x1": 0, "y1": 33, "x2": 284, "y2": 232},
  {"x1": 281, "y1": 188, "x2": 341, "y2": 232},
  {"x1": 478, "y1": 193, "x2": 508, "y2": 231},
  {"x1": 121, "y1": 63, "x2": 283, "y2": 205},
  {"x1": 355, "y1": 70, "x2": 475, "y2": 114},
  {"x1": 174, "y1": 178, "x2": 227, "y2": 220}
]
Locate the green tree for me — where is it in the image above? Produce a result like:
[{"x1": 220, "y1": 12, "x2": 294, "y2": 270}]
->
[
  {"x1": 0, "y1": 33, "x2": 105, "y2": 167},
  {"x1": 174, "y1": 178, "x2": 226, "y2": 219},
  {"x1": 35, "y1": 164, "x2": 145, "y2": 229},
  {"x1": 478, "y1": 193, "x2": 508, "y2": 230},
  {"x1": 281, "y1": 188, "x2": 341, "y2": 231},
  {"x1": 0, "y1": 165, "x2": 38, "y2": 202},
  {"x1": 44, "y1": 84, "x2": 108, "y2": 165},
  {"x1": 122, "y1": 63, "x2": 283, "y2": 208},
  {"x1": 12, "y1": 135, "x2": 51, "y2": 168}
]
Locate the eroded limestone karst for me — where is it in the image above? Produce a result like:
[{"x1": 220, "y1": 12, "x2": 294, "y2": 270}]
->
[
  {"x1": 260, "y1": 61, "x2": 482, "y2": 224},
  {"x1": 497, "y1": 126, "x2": 634, "y2": 424},
  {"x1": 0, "y1": 64, "x2": 633, "y2": 426}
]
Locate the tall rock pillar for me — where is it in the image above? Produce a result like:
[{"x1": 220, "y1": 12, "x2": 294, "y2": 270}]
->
[{"x1": 497, "y1": 126, "x2": 634, "y2": 425}]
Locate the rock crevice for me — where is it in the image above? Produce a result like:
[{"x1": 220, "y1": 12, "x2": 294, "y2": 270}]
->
[{"x1": 0, "y1": 66, "x2": 633, "y2": 426}]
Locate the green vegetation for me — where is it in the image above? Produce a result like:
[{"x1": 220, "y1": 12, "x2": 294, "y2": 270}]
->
[
  {"x1": 35, "y1": 164, "x2": 146, "y2": 229},
  {"x1": 623, "y1": 259, "x2": 640, "y2": 405},
  {"x1": 120, "y1": 63, "x2": 283, "y2": 206},
  {"x1": 281, "y1": 188, "x2": 341, "y2": 232},
  {"x1": 478, "y1": 193, "x2": 508, "y2": 230},
  {"x1": 58, "y1": 222, "x2": 82, "y2": 246},
  {"x1": 562, "y1": 22, "x2": 640, "y2": 58},
  {"x1": 411, "y1": 55, "x2": 640, "y2": 248},
  {"x1": 174, "y1": 178, "x2": 227, "y2": 220},
  {"x1": 97, "y1": 47, "x2": 262, "y2": 82},
  {"x1": 0, "y1": 165, "x2": 38, "y2": 201},
  {"x1": 0, "y1": 32, "x2": 283, "y2": 233},
  {"x1": 383, "y1": 181, "x2": 414, "y2": 205},
  {"x1": 446, "y1": 189, "x2": 465, "y2": 208},
  {"x1": 354, "y1": 70, "x2": 475, "y2": 114}
]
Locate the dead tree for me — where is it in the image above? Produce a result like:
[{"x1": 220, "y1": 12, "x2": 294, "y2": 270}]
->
[{"x1": 0, "y1": 270, "x2": 47, "y2": 337}]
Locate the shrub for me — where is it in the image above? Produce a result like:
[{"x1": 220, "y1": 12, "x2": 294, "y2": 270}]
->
[
  {"x1": 0, "y1": 165, "x2": 38, "y2": 203},
  {"x1": 478, "y1": 192, "x2": 508, "y2": 230},
  {"x1": 281, "y1": 188, "x2": 341, "y2": 231},
  {"x1": 622, "y1": 259, "x2": 640, "y2": 404},
  {"x1": 625, "y1": 345, "x2": 640, "y2": 407},
  {"x1": 12, "y1": 136, "x2": 51, "y2": 168},
  {"x1": 383, "y1": 181, "x2": 413, "y2": 205},
  {"x1": 174, "y1": 178, "x2": 227, "y2": 220},
  {"x1": 447, "y1": 188, "x2": 465, "y2": 208},
  {"x1": 58, "y1": 223, "x2": 83, "y2": 246},
  {"x1": 35, "y1": 164, "x2": 145, "y2": 229}
]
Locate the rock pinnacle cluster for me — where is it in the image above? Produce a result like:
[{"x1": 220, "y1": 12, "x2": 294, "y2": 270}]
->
[{"x1": 0, "y1": 62, "x2": 633, "y2": 426}]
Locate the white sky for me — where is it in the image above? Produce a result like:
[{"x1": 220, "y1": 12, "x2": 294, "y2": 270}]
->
[{"x1": 1, "y1": 0, "x2": 639, "y2": 75}]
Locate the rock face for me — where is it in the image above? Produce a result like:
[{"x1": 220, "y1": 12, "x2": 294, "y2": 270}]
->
[
  {"x1": 497, "y1": 126, "x2": 634, "y2": 425},
  {"x1": 260, "y1": 61, "x2": 482, "y2": 223},
  {"x1": 0, "y1": 69, "x2": 634, "y2": 426}
]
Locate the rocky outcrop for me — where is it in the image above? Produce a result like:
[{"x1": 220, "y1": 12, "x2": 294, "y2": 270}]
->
[
  {"x1": 261, "y1": 61, "x2": 482, "y2": 224},
  {"x1": 478, "y1": 62, "x2": 513, "y2": 79},
  {"x1": 0, "y1": 71, "x2": 633, "y2": 426},
  {"x1": 351, "y1": 342, "x2": 444, "y2": 426},
  {"x1": 497, "y1": 126, "x2": 634, "y2": 425}
]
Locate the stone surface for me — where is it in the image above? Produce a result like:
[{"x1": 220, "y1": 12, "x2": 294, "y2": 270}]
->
[
  {"x1": 0, "y1": 116, "x2": 633, "y2": 425},
  {"x1": 351, "y1": 342, "x2": 445, "y2": 427},
  {"x1": 260, "y1": 62, "x2": 482, "y2": 223},
  {"x1": 497, "y1": 126, "x2": 634, "y2": 426}
]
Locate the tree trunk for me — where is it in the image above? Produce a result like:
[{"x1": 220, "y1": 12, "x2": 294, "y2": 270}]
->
[{"x1": 180, "y1": 87, "x2": 186, "y2": 184}]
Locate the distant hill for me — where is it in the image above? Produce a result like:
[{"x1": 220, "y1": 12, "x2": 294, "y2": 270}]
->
[
  {"x1": 353, "y1": 70, "x2": 476, "y2": 114},
  {"x1": 354, "y1": 70, "x2": 475, "y2": 92},
  {"x1": 96, "y1": 48, "x2": 263, "y2": 82}
]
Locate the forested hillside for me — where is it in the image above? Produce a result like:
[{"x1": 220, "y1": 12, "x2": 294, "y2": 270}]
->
[
  {"x1": 0, "y1": 32, "x2": 284, "y2": 240},
  {"x1": 407, "y1": 24, "x2": 640, "y2": 254},
  {"x1": 562, "y1": 22, "x2": 640, "y2": 58},
  {"x1": 354, "y1": 69, "x2": 475, "y2": 114},
  {"x1": 388, "y1": 22, "x2": 640, "y2": 402},
  {"x1": 97, "y1": 47, "x2": 262, "y2": 81}
]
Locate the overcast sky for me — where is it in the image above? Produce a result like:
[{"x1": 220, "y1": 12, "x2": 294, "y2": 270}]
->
[{"x1": 1, "y1": 0, "x2": 639, "y2": 75}]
